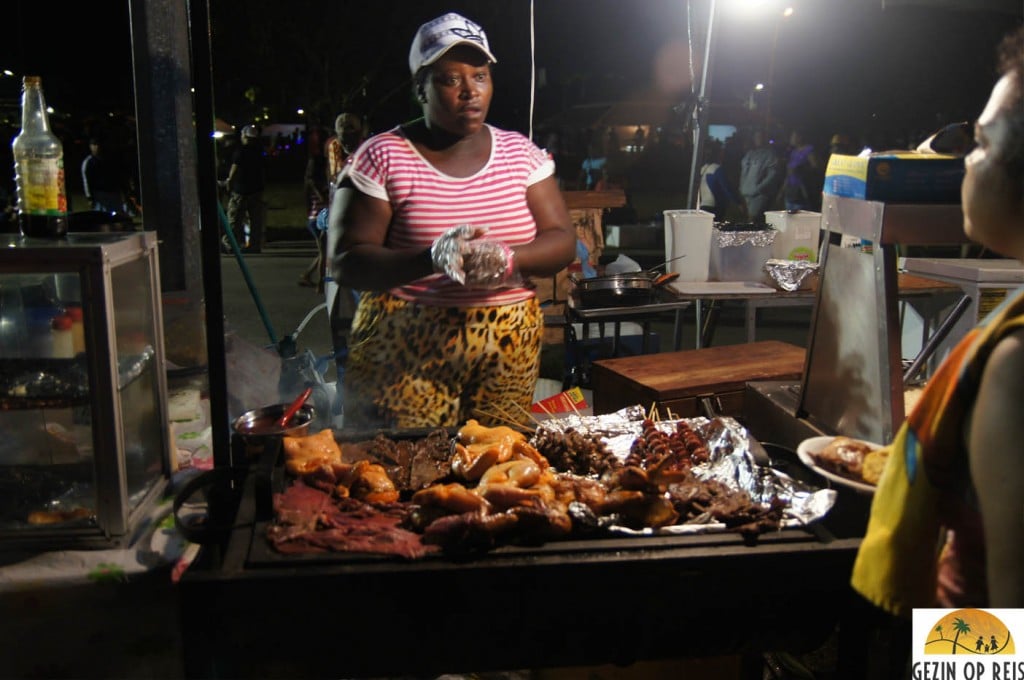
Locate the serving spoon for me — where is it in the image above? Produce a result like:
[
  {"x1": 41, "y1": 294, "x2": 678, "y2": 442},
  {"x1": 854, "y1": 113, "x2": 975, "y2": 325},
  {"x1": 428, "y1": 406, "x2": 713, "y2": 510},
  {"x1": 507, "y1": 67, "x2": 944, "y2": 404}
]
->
[{"x1": 278, "y1": 387, "x2": 313, "y2": 428}]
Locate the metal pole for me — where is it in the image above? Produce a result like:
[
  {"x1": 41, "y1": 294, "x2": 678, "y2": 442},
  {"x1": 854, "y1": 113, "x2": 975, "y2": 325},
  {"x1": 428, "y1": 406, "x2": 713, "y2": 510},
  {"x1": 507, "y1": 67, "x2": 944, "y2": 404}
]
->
[
  {"x1": 686, "y1": 0, "x2": 717, "y2": 210},
  {"x1": 185, "y1": 0, "x2": 233, "y2": 468}
]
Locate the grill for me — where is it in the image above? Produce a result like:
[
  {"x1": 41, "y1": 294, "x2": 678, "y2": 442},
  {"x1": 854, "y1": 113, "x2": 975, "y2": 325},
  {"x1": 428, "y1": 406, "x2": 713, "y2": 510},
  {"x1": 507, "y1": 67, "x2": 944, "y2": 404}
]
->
[{"x1": 179, "y1": 431, "x2": 865, "y2": 678}]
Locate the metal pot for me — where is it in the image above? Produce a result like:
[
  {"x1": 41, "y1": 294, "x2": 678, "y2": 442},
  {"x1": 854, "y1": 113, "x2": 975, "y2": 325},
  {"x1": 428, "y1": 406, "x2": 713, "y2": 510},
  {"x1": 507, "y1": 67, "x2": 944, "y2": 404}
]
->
[
  {"x1": 570, "y1": 272, "x2": 657, "y2": 308},
  {"x1": 232, "y1": 402, "x2": 316, "y2": 460}
]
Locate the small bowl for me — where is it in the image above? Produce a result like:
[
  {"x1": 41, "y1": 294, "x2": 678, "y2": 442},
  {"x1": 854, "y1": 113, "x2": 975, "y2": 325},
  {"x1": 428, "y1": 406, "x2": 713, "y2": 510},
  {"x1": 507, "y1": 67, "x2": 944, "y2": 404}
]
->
[{"x1": 232, "y1": 402, "x2": 315, "y2": 437}]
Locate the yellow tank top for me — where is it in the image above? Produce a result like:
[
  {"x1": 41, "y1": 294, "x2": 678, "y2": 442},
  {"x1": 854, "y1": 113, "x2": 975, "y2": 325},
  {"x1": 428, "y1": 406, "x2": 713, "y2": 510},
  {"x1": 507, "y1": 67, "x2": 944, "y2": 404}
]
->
[{"x1": 851, "y1": 286, "x2": 1024, "y2": 617}]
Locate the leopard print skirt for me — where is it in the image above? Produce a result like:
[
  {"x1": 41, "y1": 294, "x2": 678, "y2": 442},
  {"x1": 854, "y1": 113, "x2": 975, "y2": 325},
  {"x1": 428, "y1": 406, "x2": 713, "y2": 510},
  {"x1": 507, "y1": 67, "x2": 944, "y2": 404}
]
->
[{"x1": 341, "y1": 291, "x2": 542, "y2": 429}]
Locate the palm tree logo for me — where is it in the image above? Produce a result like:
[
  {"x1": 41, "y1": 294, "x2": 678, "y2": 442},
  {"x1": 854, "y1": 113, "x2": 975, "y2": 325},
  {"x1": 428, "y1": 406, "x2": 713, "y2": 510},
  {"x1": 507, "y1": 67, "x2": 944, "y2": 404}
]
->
[
  {"x1": 924, "y1": 609, "x2": 1015, "y2": 655},
  {"x1": 949, "y1": 617, "x2": 971, "y2": 654}
]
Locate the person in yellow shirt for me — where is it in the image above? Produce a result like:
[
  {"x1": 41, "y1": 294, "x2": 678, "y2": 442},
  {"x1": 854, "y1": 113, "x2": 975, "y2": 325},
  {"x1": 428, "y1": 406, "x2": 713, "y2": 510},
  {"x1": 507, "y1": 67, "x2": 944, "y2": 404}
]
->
[{"x1": 852, "y1": 24, "x2": 1024, "y2": 617}]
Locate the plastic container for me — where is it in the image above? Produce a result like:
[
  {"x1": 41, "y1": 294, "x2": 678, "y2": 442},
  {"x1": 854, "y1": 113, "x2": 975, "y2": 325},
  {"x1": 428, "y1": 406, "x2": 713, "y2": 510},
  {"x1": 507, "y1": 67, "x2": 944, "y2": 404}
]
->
[
  {"x1": 50, "y1": 313, "x2": 74, "y2": 358},
  {"x1": 65, "y1": 305, "x2": 85, "y2": 354},
  {"x1": 765, "y1": 210, "x2": 821, "y2": 262},
  {"x1": 663, "y1": 209, "x2": 713, "y2": 282},
  {"x1": 709, "y1": 224, "x2": 776, "y2": 283}
]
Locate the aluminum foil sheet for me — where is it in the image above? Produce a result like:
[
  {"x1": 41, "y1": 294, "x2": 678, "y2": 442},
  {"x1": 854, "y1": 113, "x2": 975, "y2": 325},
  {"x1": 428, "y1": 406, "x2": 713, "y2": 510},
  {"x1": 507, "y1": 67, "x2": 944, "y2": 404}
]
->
[
  {"x1": 712, "y1": 227, "x2": 777, "y2": 248},
  {"x1": 764, "y1": 258, "x2": 820, "y2": 292},
  {"x1": 535, "y1": 406, "x2": 837, "y2": 535}
]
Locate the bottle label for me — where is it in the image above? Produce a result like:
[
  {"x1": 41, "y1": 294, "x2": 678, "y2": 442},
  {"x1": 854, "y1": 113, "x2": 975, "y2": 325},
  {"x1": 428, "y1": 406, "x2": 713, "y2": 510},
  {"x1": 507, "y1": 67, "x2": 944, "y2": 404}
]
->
[{"x1": 19, "y1": 157, "x2": 67, "y2": 215}]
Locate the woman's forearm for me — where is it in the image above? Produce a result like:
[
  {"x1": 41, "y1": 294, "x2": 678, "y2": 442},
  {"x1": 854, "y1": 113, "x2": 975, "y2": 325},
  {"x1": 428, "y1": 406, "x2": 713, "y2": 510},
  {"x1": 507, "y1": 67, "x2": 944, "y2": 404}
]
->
[{"x1": 334, "y1": 245, "x2": 434, "y2": 290}]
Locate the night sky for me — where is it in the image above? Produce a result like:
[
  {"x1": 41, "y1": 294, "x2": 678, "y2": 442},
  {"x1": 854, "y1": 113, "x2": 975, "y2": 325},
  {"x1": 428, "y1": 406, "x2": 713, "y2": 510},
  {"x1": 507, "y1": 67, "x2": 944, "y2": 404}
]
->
[{"x1": 1, "y1": 0, "x2": 1020, "y2": 150}]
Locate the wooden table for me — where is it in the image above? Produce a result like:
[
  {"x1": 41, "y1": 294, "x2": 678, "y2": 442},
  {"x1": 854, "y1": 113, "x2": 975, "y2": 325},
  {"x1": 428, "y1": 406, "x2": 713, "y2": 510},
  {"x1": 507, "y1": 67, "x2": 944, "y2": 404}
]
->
[
  {"x1": 561, "y1": 272, "x2": 959, "y2": 358},
  {"x1": 670, "y1": 272, "x2": 961, "y2": 350},
  {"x1": 590, "y1": 340, "x2": 806, "y2": 417}
]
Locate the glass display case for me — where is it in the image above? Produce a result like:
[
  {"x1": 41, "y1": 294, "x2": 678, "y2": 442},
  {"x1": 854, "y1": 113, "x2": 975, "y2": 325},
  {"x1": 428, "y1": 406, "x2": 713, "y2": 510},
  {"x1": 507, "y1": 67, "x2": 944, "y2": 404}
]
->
[{"x1": 0, "y1": 231, "x2": 170, "y2": 549}]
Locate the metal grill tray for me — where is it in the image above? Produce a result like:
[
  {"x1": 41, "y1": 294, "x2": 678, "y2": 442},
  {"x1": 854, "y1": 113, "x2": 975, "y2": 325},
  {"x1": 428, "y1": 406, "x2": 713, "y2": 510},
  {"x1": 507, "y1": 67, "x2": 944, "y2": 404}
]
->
[{"x1": 236, "y1": 425, "x2": 833, "y2": 569}]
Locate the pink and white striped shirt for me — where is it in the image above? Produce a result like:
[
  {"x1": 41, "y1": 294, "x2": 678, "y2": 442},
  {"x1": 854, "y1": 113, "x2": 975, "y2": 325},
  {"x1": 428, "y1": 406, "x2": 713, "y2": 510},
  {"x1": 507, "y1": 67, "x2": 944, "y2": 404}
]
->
[{"x1": 348, "y1": 124, "x2": 555, "y2": 307}]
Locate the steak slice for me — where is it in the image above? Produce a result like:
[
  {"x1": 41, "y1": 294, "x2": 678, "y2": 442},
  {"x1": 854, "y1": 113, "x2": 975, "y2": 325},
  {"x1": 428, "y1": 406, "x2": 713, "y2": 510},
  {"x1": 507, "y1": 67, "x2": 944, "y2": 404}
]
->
[
  {"x1": 267, "y1": 481, "x2": 437, "y2": 559},
  {"x1": 408, "y1": 429, "x2": 454, "y2": 491}
]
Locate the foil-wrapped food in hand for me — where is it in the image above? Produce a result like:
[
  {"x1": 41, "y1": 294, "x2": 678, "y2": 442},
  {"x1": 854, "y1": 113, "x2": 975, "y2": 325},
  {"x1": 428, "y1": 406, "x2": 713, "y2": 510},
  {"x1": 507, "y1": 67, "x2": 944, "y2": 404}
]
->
[
  {"x1": 462, "y1": 239, "x2": 520, "y2": 289},
  {"x1": 430, "y1": 223, "x2": 484, "y2": 284}
]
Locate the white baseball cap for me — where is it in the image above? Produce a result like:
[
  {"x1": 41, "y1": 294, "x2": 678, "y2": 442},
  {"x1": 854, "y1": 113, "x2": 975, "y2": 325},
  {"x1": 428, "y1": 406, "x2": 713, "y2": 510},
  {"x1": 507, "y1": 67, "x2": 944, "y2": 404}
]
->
[{"x1": 408, "y1": 12, "x2": 497, "y2": 76}]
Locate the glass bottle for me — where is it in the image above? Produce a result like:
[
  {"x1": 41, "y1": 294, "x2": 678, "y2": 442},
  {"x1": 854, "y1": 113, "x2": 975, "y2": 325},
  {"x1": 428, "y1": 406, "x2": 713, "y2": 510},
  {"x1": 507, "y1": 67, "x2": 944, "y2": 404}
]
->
[{"x1": 12, "y1": 76, "x2": 68, "y2": 239}]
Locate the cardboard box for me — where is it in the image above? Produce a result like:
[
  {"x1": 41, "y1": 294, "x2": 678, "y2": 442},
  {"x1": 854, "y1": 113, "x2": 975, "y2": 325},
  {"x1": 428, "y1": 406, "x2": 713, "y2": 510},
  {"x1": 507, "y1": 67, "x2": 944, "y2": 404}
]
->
[{"x1": 823, "y1": 151, "x2": 964, "y2": 204}]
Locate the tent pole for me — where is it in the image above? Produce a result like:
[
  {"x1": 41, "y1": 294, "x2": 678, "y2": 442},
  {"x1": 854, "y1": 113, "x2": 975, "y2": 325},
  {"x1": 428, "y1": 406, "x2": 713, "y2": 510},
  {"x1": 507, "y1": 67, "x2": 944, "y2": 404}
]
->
[{"x1": 686, "y1": 0, "x2": 717, "y2": 210}]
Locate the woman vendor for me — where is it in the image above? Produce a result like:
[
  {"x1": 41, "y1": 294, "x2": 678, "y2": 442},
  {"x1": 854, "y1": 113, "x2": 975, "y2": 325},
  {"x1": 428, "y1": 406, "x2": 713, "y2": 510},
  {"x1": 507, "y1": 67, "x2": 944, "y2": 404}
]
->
[{"x1": 332, "y1": 12, "x2": 576, "y2": 429}]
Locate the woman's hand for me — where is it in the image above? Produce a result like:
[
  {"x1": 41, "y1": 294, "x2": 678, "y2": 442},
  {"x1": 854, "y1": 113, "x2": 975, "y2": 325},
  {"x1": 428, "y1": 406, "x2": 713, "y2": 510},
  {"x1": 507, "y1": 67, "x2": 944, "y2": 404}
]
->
[
  {"x1": 430, "y1": 224, "x2": 486, "y2": 284},
  {"x1": 462, "y1": 239, "x2": 520, "y2": 288}
]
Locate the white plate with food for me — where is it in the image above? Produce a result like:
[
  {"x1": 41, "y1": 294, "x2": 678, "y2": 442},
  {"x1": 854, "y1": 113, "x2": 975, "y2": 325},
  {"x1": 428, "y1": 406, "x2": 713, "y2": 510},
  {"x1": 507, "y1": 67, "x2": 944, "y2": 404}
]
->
[{"x1": 796, "y1": 435, "x2": 888, "y2": 494}]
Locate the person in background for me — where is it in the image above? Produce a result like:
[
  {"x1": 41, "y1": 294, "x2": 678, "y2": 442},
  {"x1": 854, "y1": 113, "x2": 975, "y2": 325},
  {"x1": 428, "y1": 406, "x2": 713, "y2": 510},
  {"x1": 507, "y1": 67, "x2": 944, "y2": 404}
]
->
[
  {"x1": 323, "y1": 113, "x2": 369, "y2": 350},
  {"x1": 81, "y1": 135, "x2": 129, "y2": 214},
  {"x1": 739, "y1": 128, "x2": 781, "y2": 222},
  {"x1": 326, "y1": 113, "x2": 366, "y2": 201},
  {"x1": 632, "y1": 125, "x2": 646, "y2": 152},
  {"x1": 299, "y1": 137, "x2": 329, "y2": 289},
  {"x1": 698, "y1": 139, "x2": 736, "y2": 222},
  {"x1": 332, "y1": 11, "x2": 575, "y2": 429},
  {"x1": 828, "y1": 132, "x2": 857, "y2": 158},
  {"x1": 780, "y1": 129, "x2": 822, "y2": 211},
  {"x1": 851, "y1": 24, "x2": 1024, "y2": 624},
  {"x1": 578, "y1": 133, "x2": 608, "y2": 191},
  {"x1": 221, "y1": 124, "x2": 267, "y2": 253}
]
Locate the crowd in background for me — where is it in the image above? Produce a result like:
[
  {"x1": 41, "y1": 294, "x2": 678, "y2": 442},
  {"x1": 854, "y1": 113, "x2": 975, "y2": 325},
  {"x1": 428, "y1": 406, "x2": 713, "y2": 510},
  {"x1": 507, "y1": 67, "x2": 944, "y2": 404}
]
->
[
  {"x1": 0, "y1": 107, "x2": 953, "y2": 241},
  {"x1": 529, "y1": 119, "x2": 946, "y2": 226}
]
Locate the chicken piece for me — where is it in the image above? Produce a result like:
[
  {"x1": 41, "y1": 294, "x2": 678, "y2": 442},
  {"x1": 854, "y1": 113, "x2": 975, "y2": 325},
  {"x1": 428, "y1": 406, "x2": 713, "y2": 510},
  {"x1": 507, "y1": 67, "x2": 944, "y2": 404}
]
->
[
  {"x1": 510, "y1": 439, "x2": 550, "y2": 469},
  {"x1": 647, "y1": 453, "x2": 694, "y2": 487},
  {"x1": 421, "y1": 510, "x2": 519, "y2": 552},
  {"x1": 509, "y1": 504, "x2": 573, "y2": 541},
  {"x1": 597, "y1": 488, "x2": 647, "y2": 514},
  {"x1": 412, "y1": 482, "x2": 490, "y2": 515},
  {"x1": 474, "y1": 459, "x2": 554, "y2": 511},
  {"x1": 477, "y1": 459, "x2": 542, "y2": 488},
  {"x1": 451, "y1": 442, "x2": 505, "y2": 481},
  {"x1": 552, "y1": 474, "x2": 609, "y2": 513},
  {"x1": 451, "y1": 419, "x2": 526, "y2": 481},
  {"x1": 602, "y1": 465, "x2": 650, "y2": 491},
  {"x1": 283, "y1": 428, "x2": 343, "y2": 476},
  {"x1": 300, "y1": 461, "x2": 355, "y2": 496},
  {"x1": 601, "y1": 490, "x2": 679, "y2": 529},
  {"x1": 343, "y1": 460, "x2": 400, "y2": 504},
  {"x1": 458, "y1": 419, "x2": 527, "y2": 447},
  {"x1": 815, "y1": 436, "x2": 873, "y2": 479}
]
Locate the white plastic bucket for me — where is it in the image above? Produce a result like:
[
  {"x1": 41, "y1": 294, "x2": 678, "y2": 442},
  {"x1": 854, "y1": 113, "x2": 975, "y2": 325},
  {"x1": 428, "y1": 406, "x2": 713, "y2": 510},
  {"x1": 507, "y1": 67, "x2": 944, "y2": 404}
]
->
[
  {"x1": 765, "y1": 210, "x2": 821, "y2": 262},
  {"x1": 663, "y1": 209, "x2": 713, "y2": 282}
]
